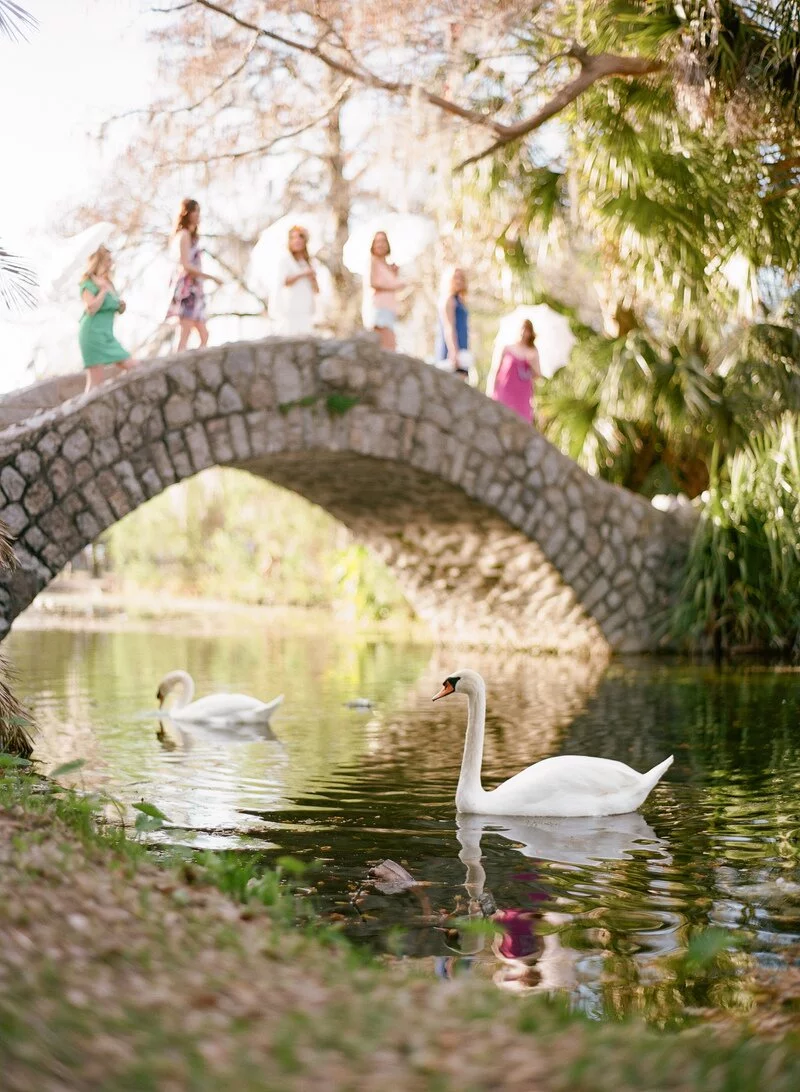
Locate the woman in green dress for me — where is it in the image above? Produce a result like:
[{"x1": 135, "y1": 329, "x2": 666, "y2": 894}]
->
[{"x1": 79, "y1": 246, "x2": 137, "y2": 392}]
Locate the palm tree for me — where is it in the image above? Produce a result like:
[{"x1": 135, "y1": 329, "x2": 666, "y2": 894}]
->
[
  {"x1": 0, "y1": 526, "x2": 34, "y2": 756},
  {"x1": 0, "y1": 0, "x2": 36, "y2": 754}
]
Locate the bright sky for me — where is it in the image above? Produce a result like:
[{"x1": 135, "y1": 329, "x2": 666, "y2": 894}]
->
[{"x1": 0, "y1": 0, "x2": 157, "y2": 389}]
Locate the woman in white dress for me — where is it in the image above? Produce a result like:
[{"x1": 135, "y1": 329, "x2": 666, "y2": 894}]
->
[{"x1": 272, "y1": 225, "x2": 318, "y2": 335}]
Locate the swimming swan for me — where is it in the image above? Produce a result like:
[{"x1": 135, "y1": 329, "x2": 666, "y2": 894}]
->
[
  {"x1": 433, "y1": 669, "x2": 672, "y2": 817},
  {"x1": 156, "y1": 670, "x2": 284, "y2": 725}
]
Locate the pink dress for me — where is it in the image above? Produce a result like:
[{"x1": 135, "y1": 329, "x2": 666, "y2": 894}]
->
[{"x1": 491, "y1": 347, "x2": 539, "y2": 423}]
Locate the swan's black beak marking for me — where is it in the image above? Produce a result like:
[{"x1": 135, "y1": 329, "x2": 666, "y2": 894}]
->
[
  {"x1": 156, "y1": 689, "x2": 164, "y2": 705},
  {"x1": 432, "y1": 676, "x2": 459, "y2": 701}
]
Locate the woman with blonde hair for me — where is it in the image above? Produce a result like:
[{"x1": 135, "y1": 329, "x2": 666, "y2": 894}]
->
[
  {"x1": 272, "y1": 224, "x2": 318, "y2": 335},
  {"x1": 78, "y1": 246, "x2": 136, "y2": 392},
  {"x1": 364, "y1": 231, "x2": 405, "y2": 350},
  {"x1": 166, "y1": 198, "x2": 222, "y2": 351},
  {"x1": 487, "y1": 318, "x2": 541, "y2": 424},
  {"x1": 435, "y1": 266, "x2": 471, "y2": 379}
]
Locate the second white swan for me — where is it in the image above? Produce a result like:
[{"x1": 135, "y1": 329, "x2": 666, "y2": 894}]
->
[
  {"x1": 433, "y1": 669, "x2": 672, "y2": 817},
  {"x1": 156, "y1": 670, "x2": 284, "y2": 725}
]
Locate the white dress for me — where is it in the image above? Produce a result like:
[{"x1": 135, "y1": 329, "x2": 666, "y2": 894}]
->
[{"x1": 272, "y1": 254, "x2": 316, "y2": 335}]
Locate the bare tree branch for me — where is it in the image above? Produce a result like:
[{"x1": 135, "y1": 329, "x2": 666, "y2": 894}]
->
[
  {"x1": 194, "y1": 0, "x2": 663, "y2": 161},
  {"x1": 169, "y1": 78, "x2": 352, "y2": 164},
  {"x1": 103, "y1": 33, "x2": 260, "y2": 128},
  {"x1": 458, "y1": 48, "x2": 664, "y2": 167}
]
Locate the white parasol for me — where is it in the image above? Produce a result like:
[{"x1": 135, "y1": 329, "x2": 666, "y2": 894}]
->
[
  {"x1": 343, "y1": 213, "x2": 437, "y2": 275},
  {"x1": 41, "y1": 222, "x2": 117, "y2": 300},
  {"x1": 492, "y1": 304, "x2": 576, "y2": 379},
  {"x1": 248, "y1": 212, "x2": 330, "y2": 298}
]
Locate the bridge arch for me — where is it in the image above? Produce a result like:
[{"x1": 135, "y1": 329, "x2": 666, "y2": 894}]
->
[{"x1": 0, "y1": 338, "x2": 692, "y2": 652}]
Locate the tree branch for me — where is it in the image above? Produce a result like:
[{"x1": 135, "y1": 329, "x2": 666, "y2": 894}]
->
[
  {"x1": 458, "y1": 50, "x2": 664, "y2": 168},
  {"x1": 104, "y1": 33, "x2": 259, "y2": 128},
  {"x1": 194, "y1": 1, "x2": 663, "y2": 163},
  {"x1": 169, "y1": 79, "x2": 352, "y2": 164}
]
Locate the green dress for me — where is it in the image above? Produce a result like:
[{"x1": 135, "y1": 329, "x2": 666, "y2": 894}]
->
[{"x1": 78, "y1": 279, "x2": 130, "y2": 368}]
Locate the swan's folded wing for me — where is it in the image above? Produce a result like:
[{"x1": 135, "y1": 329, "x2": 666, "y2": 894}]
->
[
  {"x1": 179, "y1": 693, "x2": 271, "y2": 722},
  {"x1": 495, "y1": 755, "x2": 642, "y2": 810}
]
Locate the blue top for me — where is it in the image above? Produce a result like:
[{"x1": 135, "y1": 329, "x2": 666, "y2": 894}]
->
[{"x1": 435, "y1": 293, "x2": 469, "y2": 361}]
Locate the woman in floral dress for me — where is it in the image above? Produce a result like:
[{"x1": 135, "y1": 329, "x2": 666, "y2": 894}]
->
[{"x1": 166, "y1": 198, "x2": 222, "y2": 351}]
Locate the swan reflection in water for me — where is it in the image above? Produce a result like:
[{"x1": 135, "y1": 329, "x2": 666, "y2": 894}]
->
[
  {"x1": 438, "y1": 812, "x2": 670, "y2": 993},
  {"x1": 155, "y1": 718, "x2": 284, "y2": 750}
]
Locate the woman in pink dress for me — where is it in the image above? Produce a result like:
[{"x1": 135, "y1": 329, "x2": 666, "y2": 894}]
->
[{"x1": 488, "y1": 319, "x2": 541, "y2": 424}]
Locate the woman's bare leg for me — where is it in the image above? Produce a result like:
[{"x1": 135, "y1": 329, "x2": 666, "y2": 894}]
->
[
  {"x1": 196, "y1": 321, "x2": 209, "y2": 347},
  {"x1": 375, "y1": 326, "x2": 396, "y2": 351},
  {"x1": 84, "y1": 366, "x2": 108, "y2": 393},
  {"x1": 177, "y1": 320, "x2": 193, "y2": 351}
]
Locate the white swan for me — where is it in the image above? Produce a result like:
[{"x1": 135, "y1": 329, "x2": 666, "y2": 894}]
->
[
  {"x1": 156, "y1": 670, "x2": 284, "y2": 725},
  {"x1": 433, "y1": 669, "x2": 673, "y2": 817}
]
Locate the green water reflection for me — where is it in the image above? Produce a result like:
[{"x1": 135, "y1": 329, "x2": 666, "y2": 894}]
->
[{"x1": 7, "y1": 624, "x2": 800, "y2": 1024}]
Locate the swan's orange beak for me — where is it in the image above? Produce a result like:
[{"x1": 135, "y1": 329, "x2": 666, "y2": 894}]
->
[{"x1": 432, "y1": 680, "x2": 455, "y2": 701}]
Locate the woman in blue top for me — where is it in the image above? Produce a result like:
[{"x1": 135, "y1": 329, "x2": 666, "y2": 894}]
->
[{"x1": 435, "y1": 267, "x2": 471, "y2": 380}]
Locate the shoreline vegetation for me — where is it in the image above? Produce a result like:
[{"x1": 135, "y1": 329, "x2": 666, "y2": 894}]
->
[
  {"x1": 1, "y1": 764, "x2": 799, "y2": 1091},
  {"x1": 16, "y1": 572, "x2": 429, "y2": 641}
]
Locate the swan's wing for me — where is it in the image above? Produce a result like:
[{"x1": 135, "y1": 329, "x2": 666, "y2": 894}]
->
[
  {"x1": 235, "y1": 695, "x2": 284, "y2": 722},
  {"x1": 178, "y1": 693, "x2": 281, "y2": 723},
  {"x1": 494, "y1": 755, "x2": 643, "y2": 811}
]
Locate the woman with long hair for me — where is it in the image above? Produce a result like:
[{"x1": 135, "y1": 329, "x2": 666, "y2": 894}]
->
[
  {"x1": 166, "y1": 198, "x2": 221, "y2": 351},
  {"x1": 78, "y1": 246, "x2": 136, "y2": 393},
  {"x1": 272, "y1": 225, "x2": 318, "y2": 335},
  {"x1": 435, "y1": 267, "x2": 471, "y2": 380},
  {"x1": 364, "y1": 231, "x2": 405, "y2": 351},
  {"x1": 487, "y1": 318, "x2": 541, "y2": 424}
]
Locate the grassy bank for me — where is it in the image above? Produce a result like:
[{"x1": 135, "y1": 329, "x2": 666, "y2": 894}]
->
[{"x1": 1, "y1": 765, "x2": 799, "y2": 1090}]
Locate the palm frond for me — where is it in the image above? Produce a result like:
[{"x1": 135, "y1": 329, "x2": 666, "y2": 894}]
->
[
  {"x1": 0, "y1": 246, "x2": 37, "y2": 312},
  {"x1": 0, "y1": 0, "x2": 37, "y2": 42}
]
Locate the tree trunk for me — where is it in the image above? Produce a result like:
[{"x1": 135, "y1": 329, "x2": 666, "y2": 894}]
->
[{"x1": 323, "y1": 74, "x2": 356, "y2": 333}]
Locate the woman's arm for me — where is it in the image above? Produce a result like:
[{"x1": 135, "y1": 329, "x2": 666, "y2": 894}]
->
[
  {"x1": 81, "y1": 285, "x2": 107, "y2": 316},
  {"x1": 284, "y1": 261, "x2": 315, "y2": 287},
  {"x1": 486, "y1": 343, "x2": 507, "y2": 397},
  {"x1": 530, "y1": 348, "x2": 541, "y2": 380},
  {"x1": 441, "y1": 296, "x2": 459, "y2": 360},
  {"x1": 371, "y1": 258, "x2": 405, "y2": 292}
]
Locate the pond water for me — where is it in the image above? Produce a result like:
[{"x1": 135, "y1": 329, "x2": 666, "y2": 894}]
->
[{"x1": 8, "y1": 623, "x2": 800, "y2": 1024}]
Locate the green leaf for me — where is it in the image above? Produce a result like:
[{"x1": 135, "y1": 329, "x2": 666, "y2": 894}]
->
[
  {"x1": 325, "y1": 394, "x2": 359, "y2": 416},
  {"x1": 134, "y1": 812, "x2": 165, "y2": 833},
  {"x1": 276, "y1": 854, "x2": 307, "y2": 876},
  {"x1": 0, "y1": 753, "x2": 31, "y2": 768},
  {"x1": 684, "y1": 927, "x2": 740, "y2": 970},
  {"x1": 49, "y1": 759, "x2": 87, "y2": 778},
  {"x1": 133, "y1": 801, "x2": 171, "y2": 822}
]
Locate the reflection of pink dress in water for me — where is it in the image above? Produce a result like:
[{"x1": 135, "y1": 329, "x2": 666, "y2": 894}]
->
[{"x1": 491, "y1": 347, "x2": 539, "y2": 423}]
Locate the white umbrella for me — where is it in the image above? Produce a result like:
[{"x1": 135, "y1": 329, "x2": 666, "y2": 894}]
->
[
  {"x1": 492, "y1": 304, "x2": 576, "y2": 379},
  {"x1": 248, "y1": 212, "x2": 330, "y2": 297},
  {"x1": 343, "y1": 213, "x2": 437, "y2": 274},
  {"x1": 41, "y1": 222, "x2": 116, "y2": 300}
]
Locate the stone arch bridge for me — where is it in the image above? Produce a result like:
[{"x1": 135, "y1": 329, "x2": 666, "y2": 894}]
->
[{"x1": 0, "y1": 338, "x2": 693, "y2": 652}]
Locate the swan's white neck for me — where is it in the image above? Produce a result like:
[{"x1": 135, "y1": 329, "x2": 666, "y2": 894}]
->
[
  {"x1": 456, "y1": 681, "x2": 487, "y2": 812},
  {"x1": 169, "y1": 671, "x2": 194, "y2": 710}
]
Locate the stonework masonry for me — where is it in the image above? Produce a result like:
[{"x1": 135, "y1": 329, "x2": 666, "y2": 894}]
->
[{"x1": 0, "y1": 338, "x2": 695, "y2": 652}]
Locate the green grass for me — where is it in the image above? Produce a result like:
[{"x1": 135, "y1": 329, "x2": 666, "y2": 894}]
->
[{"x1": 1, "y1": 765, "x2": 800, "y2": 1090}]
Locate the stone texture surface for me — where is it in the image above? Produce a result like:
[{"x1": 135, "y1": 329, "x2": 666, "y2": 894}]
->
[{"x1": 0, "y1": 337, "x2": 696, "y2": 651}]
